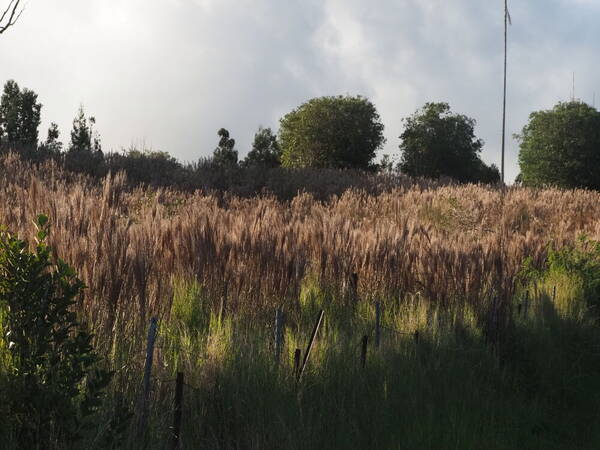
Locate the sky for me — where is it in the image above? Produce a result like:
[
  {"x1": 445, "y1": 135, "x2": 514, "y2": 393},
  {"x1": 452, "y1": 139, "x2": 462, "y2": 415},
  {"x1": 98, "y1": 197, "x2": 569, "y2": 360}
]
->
[{"x1": 1, "y1": 0, "x2": 599, "y2": 182}]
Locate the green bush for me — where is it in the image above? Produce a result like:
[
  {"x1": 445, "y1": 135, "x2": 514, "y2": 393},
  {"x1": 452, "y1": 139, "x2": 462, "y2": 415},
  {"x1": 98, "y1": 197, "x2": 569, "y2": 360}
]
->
[
  {"x1": 517, "y1": 101, "x2": 600, "y2": 189},
  {"x1": 0, "y1": 215, "x2": 116, "y2": 449},
  {"x1": 547, "y1": 237, "x2": 600, "y2": 310}
]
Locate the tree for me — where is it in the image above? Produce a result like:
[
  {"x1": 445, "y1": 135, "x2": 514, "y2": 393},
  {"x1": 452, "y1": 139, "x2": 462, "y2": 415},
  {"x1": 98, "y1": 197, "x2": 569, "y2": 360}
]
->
[
  {"x1": 38, "y1": 122, "x2": 63, "y2": 155},
  {"x1": 279, "y1": 95, "x2": 385, "y2": 169},
  {"x1": 0, "y1": 0, "x2": 23, "y2": 35},
  {"x1": 517, "y1": 101, "x2": 600, "y2": 190},
  {"x1": 212, "y1": 128, "x2": 238, "y2": 167},
  {"x1": 242, "y1": 126, "x2": 281, "y2": 168},
  {"x1": 378, "y1": 154, "x2": 395, "y2": 173},
  {"x1": 69, "y1": 105, "x2": 102, "y2": 155},
  {"x1": 399, "y1": 102, "x2": 500, "y2": 184},
  {"x1": 0, "y1": 80, "x2": 19, "y2": 146},
  {"x1": 18, "y1": 88, "x2": 42, "y2": 148},
  {"x1": 0, "y1": 79, "x2": 42, "y2": 150},
  {"x1": 65, "y1": 106, "x2": 104, "y2": 175}
]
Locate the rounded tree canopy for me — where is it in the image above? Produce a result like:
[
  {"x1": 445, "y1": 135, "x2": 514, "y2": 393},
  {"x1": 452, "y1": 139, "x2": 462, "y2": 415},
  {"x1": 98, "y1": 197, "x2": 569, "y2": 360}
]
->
[
  {"x1": 279, "y1": 95, "x2": 386, "y2": 170},
  {"x1": 517, "y1": 101, "x2": 600, "y2": 190},
  {"x1": 399, "y1": 102, "x2": 499, "y2": 184}
]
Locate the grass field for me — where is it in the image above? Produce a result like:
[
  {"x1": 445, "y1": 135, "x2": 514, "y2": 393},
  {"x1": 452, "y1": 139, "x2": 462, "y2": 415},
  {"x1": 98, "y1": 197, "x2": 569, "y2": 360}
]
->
[{"x1": 2, "y1": 154, "x2": 600, "y2": 449}]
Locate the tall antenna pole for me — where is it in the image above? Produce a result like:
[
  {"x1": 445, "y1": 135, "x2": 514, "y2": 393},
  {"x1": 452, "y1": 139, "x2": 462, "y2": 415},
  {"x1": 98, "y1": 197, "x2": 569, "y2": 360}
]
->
[{"x1": 501, "y1": 0, "x2": 509, "y2": 185}]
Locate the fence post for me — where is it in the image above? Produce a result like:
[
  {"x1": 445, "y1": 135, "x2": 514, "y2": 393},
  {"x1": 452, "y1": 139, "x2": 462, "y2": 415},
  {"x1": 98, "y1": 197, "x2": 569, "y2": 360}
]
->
[
  {"x1": 552, "y1": 286, "x2": 557, "y2": 302},
  {"x1": 375, "y1": 302, "x2": 381, "y2": 348},
  {"x1": 349, "y1": 273, "x2": 359, "y2": 303},
  {"x1": 298, "y1": 310, "x2": 325, "y2": 382},
  {"x1": 294, "y1": 349, "x2": 302, "y2": 379},
  {"x1": 275, "y1": 308, "x2": 284, "y2": 365},
  {"x1": 170, "y1": 372, "x2": 184, "y2": 450},
  {"x1": 361, "y1": 335, "x2": 368, "y2": 368},
  {"x1": 414, "y1": 330, "x2": 419, "y2": 344},
  {"x1": 138, "y1": 317, "x2": 158, "y2": 440},
  {"x1": 219, "y1": 297, "x2": 227, "y2": 325},
  {"x1": 524, "y1": 289, "x2": 530, "y2": 315}
]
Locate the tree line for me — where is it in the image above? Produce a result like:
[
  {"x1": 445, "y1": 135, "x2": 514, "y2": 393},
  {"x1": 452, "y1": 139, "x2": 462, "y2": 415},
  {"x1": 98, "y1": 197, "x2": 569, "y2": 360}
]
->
[{"x1": 1, "y1": 78, "x2": 599, "y2": 190}]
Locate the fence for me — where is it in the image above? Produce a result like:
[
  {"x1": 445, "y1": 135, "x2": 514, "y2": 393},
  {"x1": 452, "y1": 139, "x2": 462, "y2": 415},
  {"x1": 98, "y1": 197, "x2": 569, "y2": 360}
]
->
[{"x1": 132, "y1": 281, "x2": 542, "y2": 448}]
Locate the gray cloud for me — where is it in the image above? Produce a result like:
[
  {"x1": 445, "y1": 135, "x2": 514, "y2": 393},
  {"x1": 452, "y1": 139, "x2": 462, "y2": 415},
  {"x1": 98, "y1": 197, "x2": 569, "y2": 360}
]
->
[{"x1": 1, "y1": 0, "x2": 599, "y2": 182}]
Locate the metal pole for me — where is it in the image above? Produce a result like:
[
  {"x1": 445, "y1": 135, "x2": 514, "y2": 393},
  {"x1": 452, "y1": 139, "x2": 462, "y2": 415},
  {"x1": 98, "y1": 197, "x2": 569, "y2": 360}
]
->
[
  {"x1": 275, "y1": 308, "x2": 284, "y2": 365},
  {"x1": 501, "y1": 0, "x2": 508, "y2": 184},
  {"x1": 138, "y1": 317, "x2": 158, "y2": 440},
  {"x1": 375, "y1": 302, "x2": 381, "y2": 348}
]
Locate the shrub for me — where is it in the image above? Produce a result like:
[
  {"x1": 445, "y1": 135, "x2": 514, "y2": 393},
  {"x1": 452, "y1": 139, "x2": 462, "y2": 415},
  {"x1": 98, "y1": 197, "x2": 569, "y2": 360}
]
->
[{"x1": 0, "y1": 215, "x2": 114, "y2": 448}]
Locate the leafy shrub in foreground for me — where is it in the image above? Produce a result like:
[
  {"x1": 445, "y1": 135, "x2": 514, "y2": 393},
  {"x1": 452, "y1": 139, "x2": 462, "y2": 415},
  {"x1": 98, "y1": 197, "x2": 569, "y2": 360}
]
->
[{"x1": 0, "y1": 215, "x2": 114, "y2": 449}]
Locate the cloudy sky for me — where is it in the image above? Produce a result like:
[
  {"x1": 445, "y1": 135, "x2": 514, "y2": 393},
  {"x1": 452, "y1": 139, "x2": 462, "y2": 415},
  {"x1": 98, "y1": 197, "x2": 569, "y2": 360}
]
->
[{"x1": 1, "y1": 0, "x2": 599, "y2": 182}]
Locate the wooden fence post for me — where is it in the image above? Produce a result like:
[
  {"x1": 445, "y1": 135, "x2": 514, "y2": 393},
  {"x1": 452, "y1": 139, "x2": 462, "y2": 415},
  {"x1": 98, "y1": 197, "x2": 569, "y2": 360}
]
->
[
  {"x1": 375, "y1": 302, "x2": 381, "y2": 348},
  {"x1": 138, "y1": 317, "x2": 158, "y2": 440},
  {"x1": 170, "y1": 372, "x2": 184, "y2": 450},
  {"x1": 349, "y1": 273, "x2": 359, "y2": 303},
  {"x1": 219, "y1": 297, "x2": 227, "y2": 325},
  {"x1": 298, "y1": 310, "x2": 325, "y2": 382},
  {"x1": 552, "y1": 286, "x2": 557, "y2": 302},
  {"x1": 294, "y1": 349, "x2": 302, "y2": 378},
  {"x1": 275, "y1": 308, "x2": 284, "y2": 365},
  {"x1": 361, "y1": 335, "x2": 368, "y2": 368}
]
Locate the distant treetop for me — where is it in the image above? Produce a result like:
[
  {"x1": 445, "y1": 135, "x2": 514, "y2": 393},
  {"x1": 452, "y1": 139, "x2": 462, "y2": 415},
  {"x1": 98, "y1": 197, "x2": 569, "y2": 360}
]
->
[
  {"x1": 399, "y1": 102, "x2": 500, "y2": 184},
  {"x1": 517, "y1": 101, "x2": 600, "y2": 190},
  {"x1": 279, "y1": 95, "x2": 386, "y2": 170}
]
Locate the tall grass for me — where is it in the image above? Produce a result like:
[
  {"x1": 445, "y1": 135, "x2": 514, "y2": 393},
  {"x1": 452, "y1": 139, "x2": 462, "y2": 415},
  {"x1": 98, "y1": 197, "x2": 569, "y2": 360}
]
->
[{"x1": 2, "y1": 153, "x2": 600, "y2": 448}]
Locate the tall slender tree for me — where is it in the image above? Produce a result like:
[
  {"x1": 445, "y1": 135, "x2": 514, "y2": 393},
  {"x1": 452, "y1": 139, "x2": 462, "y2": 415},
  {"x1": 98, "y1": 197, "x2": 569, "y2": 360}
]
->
[
  {"x1": 212, "y1": 128, "x2": 238, "y2": 167},
  {"x1": 69, "y1": 106, "x2": 102, "y2": 155}
]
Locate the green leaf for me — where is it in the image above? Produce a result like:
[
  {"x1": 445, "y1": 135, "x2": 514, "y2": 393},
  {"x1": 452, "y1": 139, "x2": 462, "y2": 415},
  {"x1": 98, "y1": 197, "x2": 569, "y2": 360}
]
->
[{"x1": 36, "y1": 214, "x2": 48, "y2": 229}]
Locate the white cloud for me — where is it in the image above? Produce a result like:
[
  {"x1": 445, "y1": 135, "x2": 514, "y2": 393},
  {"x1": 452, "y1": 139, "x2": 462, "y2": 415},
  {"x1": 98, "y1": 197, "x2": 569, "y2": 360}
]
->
[{"x1": 1, "y1": 0, "x2": 599, "y2": 181}]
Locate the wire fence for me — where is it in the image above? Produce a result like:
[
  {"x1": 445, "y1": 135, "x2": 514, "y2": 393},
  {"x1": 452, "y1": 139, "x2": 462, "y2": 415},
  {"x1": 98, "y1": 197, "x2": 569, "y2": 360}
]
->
[{"x1": 129, "y1": 286, "x2": 550, "y2": 448}]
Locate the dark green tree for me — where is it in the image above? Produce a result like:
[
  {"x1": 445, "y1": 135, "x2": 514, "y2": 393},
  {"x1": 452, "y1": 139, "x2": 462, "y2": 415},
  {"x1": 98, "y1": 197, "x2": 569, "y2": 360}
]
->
[
  {"x1": 378, "y1": 154, "x2": 395, "y2": 173},
  {"x1": 242, "y1": 126, "x2": 281, "y2": 168},
  {"x1": 0, "y1": 79, "x2": 19, "y2": 146},
  {"x1": 38, "y1": 122, "x2": 63, "y2": 156},
  {"x1": 399, "y1": 102, "x2": 500, "y2": 183},
  {"x1": 212, "y1": 128, "x2": 238, "y2": 167},
  {"x1": 279, "y1": 95, "x2": 385, "y2": 169},
  {"x1": 0, "y1": 79, "x2": 42, "y2": 150},
  {"x1": 517, "y1": 101, "x2": 600, "y2": 190},
  {"x1": 18, "y1": 88, "x2": 42, "y2": 148},
  {"x1": 69, "y1": 105, "x2": 102, "y2": 155},
  {"x1": 38, "y1": 122, "x2": 63, "y2": 155},
  {"x1": 64, "y1": 106, "x2": 104, "y2": 175}
]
